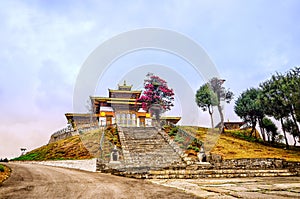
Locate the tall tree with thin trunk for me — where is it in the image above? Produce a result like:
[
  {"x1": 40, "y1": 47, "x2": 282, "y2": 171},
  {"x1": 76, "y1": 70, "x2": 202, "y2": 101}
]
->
[
  {"x1": 208, "y1": 77, "x2": 234, "y2": 129},
  {"x1": 262, "y1": 117, "x2": 278, "y2": 143},
  {"x1": 283, "y1": 118, "x2": 299, "y2": 146},
  {"x1": 285, "y1": 67, "x2": 300, "y2": 138},
  {"x1": 260, "y1": 74, "x2": 290, "y2": 148},
  {"x1": 234, "y1": 88, "x2": 264, "y2": 138},
  {"x1": 195, "y1": 83, "x2": 218, "y2": 128}
]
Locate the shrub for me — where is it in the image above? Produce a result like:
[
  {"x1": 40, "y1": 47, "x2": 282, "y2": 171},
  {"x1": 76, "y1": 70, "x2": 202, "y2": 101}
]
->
[
  {"x1": 174, "y1": 135, "x2": 184, "y2": 143},
  {"x1": 187, "y1": 145, "x2": 200, "y2": 152},
  {"x1": 168, "y1": 127, "x2": 178, "y2": 136},
  {"x1": 194, "y1": 147, "x2": 200, "y2": 152},
  {"x1": 0, "y1": 164, "x2": 4, "y2": 172},
  {"x1": 0, "y1": 158, "x2": 8, "y2": 162}
]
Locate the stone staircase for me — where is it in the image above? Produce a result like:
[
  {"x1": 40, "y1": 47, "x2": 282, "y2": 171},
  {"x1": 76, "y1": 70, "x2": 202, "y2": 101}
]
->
[
  {"x1": 97, "y1": 127, "x2": 300, "y2": 179},
  {"x1": 120, "y1": 127, "x2": 183, "y2": 170}
]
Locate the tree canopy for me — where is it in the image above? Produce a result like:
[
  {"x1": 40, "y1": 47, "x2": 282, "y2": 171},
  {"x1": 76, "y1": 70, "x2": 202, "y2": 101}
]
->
[
  {"x1": 195, "y1": 77, "x2": 233, "y2": 129},
  {"x1": 234, "y1": 88, "x2": 264, "y2": 137},
  {"x1": 137, "y1": 73, "x2": 174, "y2": 120},
  {"x1": 195, "y1": 83, "x2": 218, "y2": 128},
  {"x1": 234, "y1": 66, "x2": 300, "y2": 147}
]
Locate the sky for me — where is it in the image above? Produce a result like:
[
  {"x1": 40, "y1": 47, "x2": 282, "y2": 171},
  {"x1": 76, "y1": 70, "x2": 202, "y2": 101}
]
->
[{"x1": 0, "y1": 0, "x2": 299, "y2": 159}]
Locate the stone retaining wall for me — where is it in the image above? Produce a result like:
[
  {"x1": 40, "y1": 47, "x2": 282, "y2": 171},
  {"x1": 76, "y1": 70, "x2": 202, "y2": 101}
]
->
[
  {"x1": 111, "y1": 157, "x2": 300, "y2": 179},
  {"x1": 32, "y1": 158, "x2": 97, "y2": 172},
  {"x1": 215, "y1": 158, "x2": 285, "y2": 169},
  {"x1": 118, "y1": 168, "x2": 297, "y2": 179},
  {"x1": 209, "y1": 157, "x2": 300, "y2": 171}
]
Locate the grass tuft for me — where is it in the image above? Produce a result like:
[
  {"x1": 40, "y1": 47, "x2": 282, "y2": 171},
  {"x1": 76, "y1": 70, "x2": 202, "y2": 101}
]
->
[{"x1": 0, "y1": 164, "x2": 4, "y2": 172}]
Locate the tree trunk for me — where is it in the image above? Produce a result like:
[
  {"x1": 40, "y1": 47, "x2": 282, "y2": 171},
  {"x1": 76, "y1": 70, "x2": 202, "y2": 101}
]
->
[
  {"x1": 293, "y1": 135, "x2": 297, "y2": 146},
  {"x1": 217, "y1": 104, "x2": 224, "y2": 132},
  {"x1": 290, "y1": 105, "x2": 300, "y2": 137},
  {"x1": 266, "y1": 132, "x2": 270, "y2": 143},
  {"x1": 250, "y1": 120, "x2": 257, "y2": 137},
  {"x1": 258, "y1": 118, "x2": 266, "y2": 141},
  {"x1": 209, "y1": 113, "x2": 214, "y2": 130},
  {"x1": 271, "y1": 132, "x2": 275, "y2": 144},
  {"x1": 208, "y1": 106, "x2": 214, "y2": 129},
  {"x1": 280, "y1": 117, "x2": 289, "y2": 149}
]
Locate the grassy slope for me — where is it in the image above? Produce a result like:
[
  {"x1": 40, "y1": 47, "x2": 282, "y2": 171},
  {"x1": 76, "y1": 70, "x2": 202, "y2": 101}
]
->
[
  {"x1": 13, "y1": 126, "x2": 300, "y2": 162},
  {"x1": 0, "y1": 164, "x2": 11, "y2": 183},
  {"x1": 212, "y1": 134, "x2": 300, "y2": 161},
  {"x1": 180, "y1": 126, "x2": 300, "y2": 162},
  {"x1": 13, "y1": 127, "x2": 119, "y2": 161},
  {"x1": 13, "y1": 135, "x2": 93, "y2": 161}
]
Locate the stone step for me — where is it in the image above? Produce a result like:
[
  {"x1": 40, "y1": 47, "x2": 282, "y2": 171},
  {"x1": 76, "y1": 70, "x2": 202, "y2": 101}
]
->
[
  {"x1": 117, "y1": 169, "x2": 298, "y2": 179},
  {"x1": 120, "y1": 127, "x2": 183, "y2": 169}
]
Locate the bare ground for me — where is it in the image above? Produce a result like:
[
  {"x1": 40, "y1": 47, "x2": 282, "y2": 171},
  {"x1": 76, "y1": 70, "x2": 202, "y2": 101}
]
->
[{"x1": 0, "y1": 163, "x2": 197, "y2": 199}]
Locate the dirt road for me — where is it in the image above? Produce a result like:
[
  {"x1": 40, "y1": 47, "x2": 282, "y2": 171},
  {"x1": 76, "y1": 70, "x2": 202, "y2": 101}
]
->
[{"x1": 0, "y1": 163, "x2": 197, "y2": 199}]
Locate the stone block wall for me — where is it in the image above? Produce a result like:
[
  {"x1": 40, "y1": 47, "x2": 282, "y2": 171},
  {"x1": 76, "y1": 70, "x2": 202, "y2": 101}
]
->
[
  {"x1": 112, "y1": 156, "x2": 300, "y2": 179},
  {"x1": 213, "y1": 158, "x2": 285, "y2": 169},
  {"x1": 30, "y1": 158, "x2": 97, "y2": 172}
]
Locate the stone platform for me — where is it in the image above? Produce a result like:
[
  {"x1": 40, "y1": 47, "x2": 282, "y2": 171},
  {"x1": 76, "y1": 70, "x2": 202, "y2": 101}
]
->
[{"x1": 96, "y1": 127, "x2": 300, "y2": 179}]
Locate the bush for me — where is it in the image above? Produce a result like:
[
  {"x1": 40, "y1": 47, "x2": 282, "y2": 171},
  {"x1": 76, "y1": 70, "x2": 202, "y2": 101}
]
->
[
  {"x1": 0, "y1": 158, "x2": 8, "y2": 162},
  {"x1": 174, "y1": 135, "x2": 184, "y2": 143},
  {"x1": 187, "y1": 145, "x2": 200, "y2": 152},
  {"x1": 168, "y1": 127, "x2": 178, "y2": 136},
  {"x1": 0, "y1": 164, "x2": 4, "y2": 172},
  {"x1": 194, "y1": 147, "x2": 200, "y2": 152}
]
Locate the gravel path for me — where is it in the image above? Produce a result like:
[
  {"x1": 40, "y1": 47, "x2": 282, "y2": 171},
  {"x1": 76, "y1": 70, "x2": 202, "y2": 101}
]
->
[{"x1": 0, "y1": 163, "x2": 197, "y2": 199}]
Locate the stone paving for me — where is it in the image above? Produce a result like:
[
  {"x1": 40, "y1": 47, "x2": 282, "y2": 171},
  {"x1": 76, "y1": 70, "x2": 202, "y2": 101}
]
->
[{"x1": 150, "y1": 177, "x2": 300, "y2": 198}]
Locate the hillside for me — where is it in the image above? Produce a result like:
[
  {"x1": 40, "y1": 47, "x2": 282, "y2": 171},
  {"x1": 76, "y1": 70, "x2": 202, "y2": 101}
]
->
[
  {"x1": 181, "y1": 126, "x2": 300, "y2": 162},
  {"x1": 13, "y1": 135, "x2": 93, "y2": 161},
  {"x1": 212, "y1": 133, "x2": 300, "y2": 161},
  {"x1": 13, "y1": 126, "x2": 119, "y2": 161},
  {"x1": 13, "y1": 126, "x2": 300, "y2": 162}
]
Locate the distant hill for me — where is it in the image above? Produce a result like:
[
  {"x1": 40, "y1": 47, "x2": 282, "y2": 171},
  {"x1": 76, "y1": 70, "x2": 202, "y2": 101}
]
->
[{"x1": 13, "y1": 126, "x2": 300, "y2": 162}]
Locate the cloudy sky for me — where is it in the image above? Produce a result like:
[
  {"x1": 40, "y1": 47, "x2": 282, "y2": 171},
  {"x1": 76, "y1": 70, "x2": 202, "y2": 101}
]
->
[{"x1": 1, "y1": 0, "x2": 299, "y2": 159}]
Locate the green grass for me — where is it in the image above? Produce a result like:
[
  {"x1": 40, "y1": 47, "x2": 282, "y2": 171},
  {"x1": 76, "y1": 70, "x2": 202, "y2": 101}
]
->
[{"x1": 0, "y1": 164, "x2": 4, "y2": 172}]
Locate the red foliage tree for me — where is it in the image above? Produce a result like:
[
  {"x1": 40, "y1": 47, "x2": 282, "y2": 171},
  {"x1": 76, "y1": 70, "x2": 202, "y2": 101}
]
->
[{"x1": 137, "y1": 73, "x2": 174, "y2": 119}]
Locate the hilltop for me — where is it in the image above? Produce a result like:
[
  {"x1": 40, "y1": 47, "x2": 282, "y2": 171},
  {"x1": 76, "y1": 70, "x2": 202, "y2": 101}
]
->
[{"x1": 13, "y1": 126, "x2": 300, "y2": 162}]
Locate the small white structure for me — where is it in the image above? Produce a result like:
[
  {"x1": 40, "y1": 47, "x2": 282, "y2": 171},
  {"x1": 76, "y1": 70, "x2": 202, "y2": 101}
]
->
[{"x1": 109, "y1": 145, "x2": 121, "y2": 164}]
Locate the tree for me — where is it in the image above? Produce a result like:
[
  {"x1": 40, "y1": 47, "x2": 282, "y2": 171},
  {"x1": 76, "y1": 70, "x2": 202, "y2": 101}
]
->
[
  {"x1": 285, "y1": 67, "x2": 300, "y2": 136},
  {"x1": 209, "y1": 78, "x2": 234, "y2": 129},
  {"x1": 283, "y1": 118, "x2": 299, "y2": 146},
  {"x1": 195, "y1": 83, "x2": 218, "y2": 128},
  {"x1": 296, "y1": 99, "x2": 300, "y2": 123},
  {"x1": 234, "y1": 88, "x2": 264, "y2": 138},
  {"x1": 262, "y1": 117, "x2": 278, "y2": 143},
  {"x1": 260, "y1": 74, "x2": 290, "y2": 148},
  {"x1": 137, "y1": 73, "x2": 174, "y2": 121}
]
